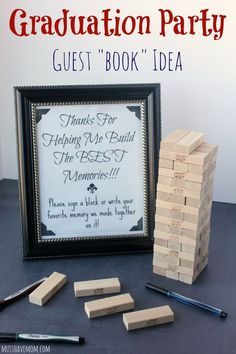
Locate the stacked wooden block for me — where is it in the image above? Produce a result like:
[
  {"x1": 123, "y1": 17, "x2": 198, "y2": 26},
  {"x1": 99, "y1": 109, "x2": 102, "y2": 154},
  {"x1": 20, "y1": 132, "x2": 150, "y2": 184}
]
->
[{"x1": 153, "y1": 130, "x2": 217, "y2": 284}]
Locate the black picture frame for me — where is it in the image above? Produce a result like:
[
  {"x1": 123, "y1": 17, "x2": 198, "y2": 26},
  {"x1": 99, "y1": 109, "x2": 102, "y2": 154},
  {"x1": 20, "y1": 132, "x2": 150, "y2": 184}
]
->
[{"x1": 15, "y1": 84, "x2": 161, "y2": 259}]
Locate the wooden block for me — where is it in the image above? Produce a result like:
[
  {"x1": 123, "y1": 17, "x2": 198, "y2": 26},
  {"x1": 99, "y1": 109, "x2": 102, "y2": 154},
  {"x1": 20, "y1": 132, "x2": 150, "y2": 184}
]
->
[
  {"x1": 157, "y1": 191, "x2": 185, "y2": 205},
  {"x1": 160, "y1": 150, "x2": 208, "y2": 167},
  {"x1": 169, "y1": 225, "x2": 183, "y2": 236},
  {"x1": 155, "y1": 238, "x2": 168, "y2": 247},
  {"x1": 185, "y1": 197, "x2": 201, "y2": 208},
  {"x1": 153, "y1": 252, "x2": 167, "y2": 264},
  {"x1": 180, "y1": 258, "x2": 195, "y2": 269},
  {"x1": 174, "y1": 161, "x2": 189, "y2": 172},
  {"x1": 153, "y1": 261, "x2": 168, "y2": 270},
  {"x1": 29, "y1": 272, "x2": 67, "y2": 306},
  {"x1": 182, "y1": 228, "x2": 198, "y2": 239},
  {"x1": 156, "y1": 200, "x2": 199, "y2": 216},
  {"x1": 156, "y1": 207, "x2": 184, "y2": 221},
  {"x1": 156, "y1": 231, "x2": 199, "y2": 247},
  {"x1": 74, "y1": 278, "x2": 121, "y2": 297},
  {"x1": 171, "y1": 177, "x2": 187, "y2": 189},
  {"x1": 167, "y1": 264, "x2": 178, "y2": 272},
  {"x1": 84, "y1": 293, "x2": 134, "y2": 319},
  {"x1": 171, "y1": 195, "x2": 186, "y2": 205},
  {"x1": 123, "y1": 306, "x2": 174, "y2": 331},
  {"x1": 184, "y1": 213, "x2": 199, "y2": 224},
  {"x1": 158, "y1": 175, "x2": 173, "y2": 186},
  {"x1": 166, "y1": 270, "x2": 179, "y2": 280},
  {"x1": 180, "y1": 251, "x2": 195, "y2": 262},
  {"x1": 153, "y1": 265, "x2": 166, "y2": 276},
  {"x1": 161, "y1": 130, "x2": 190, "y2": 151},
  {"x1": 178, "y1": 273, "x2": 194, "y2": 285},
  {"x1": 159, "y1": 166, "x2": 206, "y2": 184},
  {"x1": 157, "y1": 184, "x2": 202, "y2": 199},
  {"x1": 175, "y1": 131, "x2": 204, "y2": 154},
  {"x1": 156, "y1": 216, "x2": 198, "y2": 232},
  {"x1": 186, "y1": 181, "x2": 202, "y2": 192},
  {"x1": 182, "y1": 244, "x2": 198, "y2": 255},
  {"x1": 188, "y1": 163, "x2": 205, "y2": 175},
  {"x1": 167, "y1": 255, "x2": 180, "y2": 266},
  {"x1": 168, "y1": 241, "x2": 182, "y2": 252},
  {"x1": 154, "y1": 246, "x2": 184, "y2": 264},
  {"x1": 155, "y1": 222, "x2": 169, "y2": 233},
  {"x1": 195, "y1": 143, "x2": 218, "y2": 159},
  {"x1": 159, "y1": 159, "x2": 174, "y2": 169}
]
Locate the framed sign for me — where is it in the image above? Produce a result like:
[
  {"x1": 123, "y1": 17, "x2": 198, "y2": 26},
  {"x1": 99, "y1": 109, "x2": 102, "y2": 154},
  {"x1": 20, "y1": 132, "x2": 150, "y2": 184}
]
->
[{"x1": 15, "y1": 84, "x2": 161, "y2": 258}]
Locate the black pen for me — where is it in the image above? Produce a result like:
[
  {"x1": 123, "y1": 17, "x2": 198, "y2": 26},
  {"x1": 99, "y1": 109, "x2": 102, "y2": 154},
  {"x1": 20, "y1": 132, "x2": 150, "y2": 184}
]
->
[
  {"x1": 0, "y1": 333, "x2": 84, "y2": 344},
  {"x1": 0, "y1": 277, "x2": 48, "y2": 309},
  {"x1": 145, "y1": 283, "x2": 227, "y2": 318}
]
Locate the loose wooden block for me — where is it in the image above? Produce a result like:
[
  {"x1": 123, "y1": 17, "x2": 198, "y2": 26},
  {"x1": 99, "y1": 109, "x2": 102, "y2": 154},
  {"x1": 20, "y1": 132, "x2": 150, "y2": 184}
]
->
[
  {"x1": 123, "y1": 306, "x2": 174, "y2": 331},
  {"x1": 175, "y1": 131, "x2": 204, "y2": 154},
  {"x1": 84, "y1": 293, "x2": 134, "y2": 319},
  {"x1": 174, "y1": 161, "x2": 189, "y2": 172},
  {"x1": 161, "y1": 130, "x2": 190, "y2": 151},
  {"x1": 29, "y1": 272, "x2": 67, "y2": 306},
  {"x1": 74, "y1": 278, "x2": 121, "y2": 297},
  {"x1": 159, "y1": 158, "x2": 174, "y2": 169},
  {"x1": 153, "y1": 265, "x2": 166, "y2": 276}
]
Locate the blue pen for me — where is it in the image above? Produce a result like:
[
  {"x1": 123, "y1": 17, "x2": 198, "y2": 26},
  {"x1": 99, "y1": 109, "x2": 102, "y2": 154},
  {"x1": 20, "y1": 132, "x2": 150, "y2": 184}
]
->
[{"x1": 145, "y1": 283, "x2": 227, "y2": 318}]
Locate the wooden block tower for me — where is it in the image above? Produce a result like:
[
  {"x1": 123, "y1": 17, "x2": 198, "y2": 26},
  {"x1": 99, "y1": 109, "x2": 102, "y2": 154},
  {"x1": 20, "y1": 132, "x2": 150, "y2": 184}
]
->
[{"x1": 153, "y1": 130, "x2": 217, "y2": 284}]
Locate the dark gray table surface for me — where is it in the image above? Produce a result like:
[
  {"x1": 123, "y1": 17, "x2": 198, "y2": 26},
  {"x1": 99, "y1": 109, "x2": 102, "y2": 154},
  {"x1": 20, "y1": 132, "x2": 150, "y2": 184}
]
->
[{"x1": 0, "y1": 179, "x2": 235, "y2": 354}]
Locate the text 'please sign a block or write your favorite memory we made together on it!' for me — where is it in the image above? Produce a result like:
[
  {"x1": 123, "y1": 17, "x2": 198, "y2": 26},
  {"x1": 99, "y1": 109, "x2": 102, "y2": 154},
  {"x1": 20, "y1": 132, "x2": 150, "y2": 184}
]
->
[{"x1": 153, "y1": 130, "x2": 218, "y2": 284}]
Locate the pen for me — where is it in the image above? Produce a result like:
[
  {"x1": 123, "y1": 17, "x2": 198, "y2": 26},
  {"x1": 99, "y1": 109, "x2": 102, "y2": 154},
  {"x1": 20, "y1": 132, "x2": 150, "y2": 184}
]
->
[
  {"x1": 0, "y1": 277, "x2": 48, "y2": 309},
  {"x1": 0, "y1": 333, "x2": 84, "y2": 344},
  {"x1": 145, "y1": 283, "x2": 227, "y2": 318}
]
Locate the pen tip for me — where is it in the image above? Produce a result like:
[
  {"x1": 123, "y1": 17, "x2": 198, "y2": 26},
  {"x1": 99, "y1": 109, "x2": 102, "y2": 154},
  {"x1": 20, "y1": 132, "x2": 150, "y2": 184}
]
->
[
  {"x1": 79, "y1": 337, "x2": 85, "y2": 344},
  {"x1": 220, "y1": 311, "x2": 227, "y2": 319}
]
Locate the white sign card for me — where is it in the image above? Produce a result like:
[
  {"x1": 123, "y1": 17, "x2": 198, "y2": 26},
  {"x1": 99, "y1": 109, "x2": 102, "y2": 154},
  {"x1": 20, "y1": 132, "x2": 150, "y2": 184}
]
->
[{"x1": 35, "y1": 102, "x2": 147, "y2": 240}]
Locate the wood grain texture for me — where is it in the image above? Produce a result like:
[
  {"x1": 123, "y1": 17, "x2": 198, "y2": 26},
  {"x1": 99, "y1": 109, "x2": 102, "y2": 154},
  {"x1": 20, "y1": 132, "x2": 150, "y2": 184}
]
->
[
  {"x1": 84, "y1": 293, "x2": 134, "y2": 319},
  {"x1": 74, "y1": 277, "x2": 121, "y2": 297},
  {"x1": 123, "y1": 306, "x2": 174, "y2": 330},
  {"x1": 29, "y1": 272, "x2": 67, "y2": 306}
]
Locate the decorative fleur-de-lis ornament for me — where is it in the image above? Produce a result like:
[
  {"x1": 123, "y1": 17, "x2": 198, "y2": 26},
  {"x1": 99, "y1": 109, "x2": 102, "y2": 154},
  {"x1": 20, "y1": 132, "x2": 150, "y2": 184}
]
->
[{"x1": 87, "y1": 183, "x2": 97, "y2": 194}]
